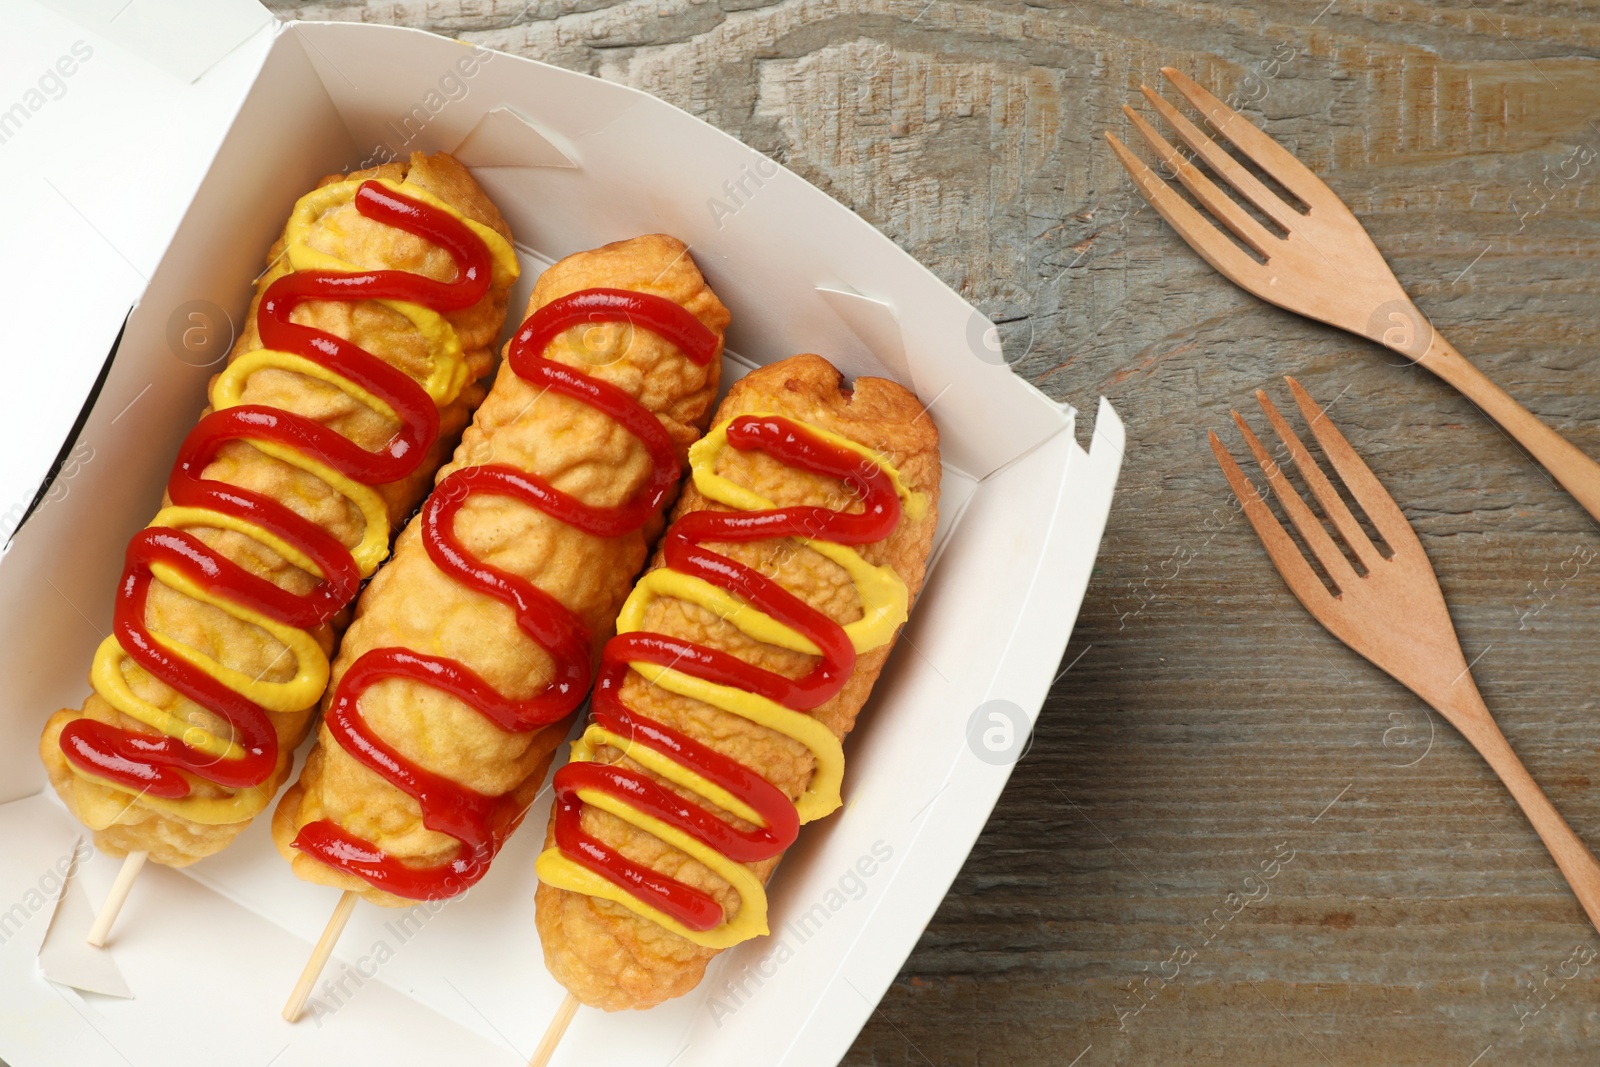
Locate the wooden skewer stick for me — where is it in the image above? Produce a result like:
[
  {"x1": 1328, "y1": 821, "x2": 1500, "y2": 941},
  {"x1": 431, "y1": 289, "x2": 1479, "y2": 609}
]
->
[
  {"x1": 283, "y1": 890, "x2": 359, "y2": 1023},
  {"x1": 85, "y1": 851, "x2": 147, "y2": 947},
  {"x1": 528, "y1": 991, "x2": 581, "y2": 1067}
]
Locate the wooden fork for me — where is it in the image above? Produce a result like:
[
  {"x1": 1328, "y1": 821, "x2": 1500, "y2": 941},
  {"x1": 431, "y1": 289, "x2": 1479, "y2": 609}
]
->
[
  {"x1": 1213, "y1": 377, "x2": 1600, "y2": 935},
  {"x1": 1110, "y1": 67, "x2": 1600, "y2": 527}
]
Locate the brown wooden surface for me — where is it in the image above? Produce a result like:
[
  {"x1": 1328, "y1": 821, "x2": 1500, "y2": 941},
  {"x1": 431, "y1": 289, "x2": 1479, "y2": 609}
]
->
[{"x1": 264, "y1": 1, "x2": 1600, "y2": 1062}]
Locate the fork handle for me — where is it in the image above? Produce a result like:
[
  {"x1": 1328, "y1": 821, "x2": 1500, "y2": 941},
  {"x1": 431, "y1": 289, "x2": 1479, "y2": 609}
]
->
[
  {"x1": 1458, "y1": 714, "x2": 1600, "y2": 935},
  {"x1": 1415, "y1": 332, "x2": 1600, "y2": 526}
]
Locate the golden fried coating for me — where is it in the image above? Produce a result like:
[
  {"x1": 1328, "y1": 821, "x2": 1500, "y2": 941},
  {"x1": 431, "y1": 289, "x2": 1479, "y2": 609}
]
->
[
  {"x1": 536, "y1": 354, "x2": 941, "y2": 1011},
  {"x1": 273, "y1": 234, "x2": 729, "y2": 907},
  {"x1": 40, "y1": 152, "x2": 514, "y2": 867}
]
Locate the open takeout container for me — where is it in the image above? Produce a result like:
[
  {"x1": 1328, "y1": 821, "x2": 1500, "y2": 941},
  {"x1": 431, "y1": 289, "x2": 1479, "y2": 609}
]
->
[{"x1": 0, "y1": 2, "x2": 1124, "y2": 1064}]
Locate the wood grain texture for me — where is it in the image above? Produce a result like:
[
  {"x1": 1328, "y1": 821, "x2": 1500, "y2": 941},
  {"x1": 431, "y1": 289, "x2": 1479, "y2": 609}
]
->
[{"x1": 263, "y1": 1, "x2": 1600, "y2": 1062}]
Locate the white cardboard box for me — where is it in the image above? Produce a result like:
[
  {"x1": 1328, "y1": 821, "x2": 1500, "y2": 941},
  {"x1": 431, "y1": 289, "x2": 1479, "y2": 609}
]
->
[{"x1": 0, "y1": 3, "x2": 1124, "y2": 1065}]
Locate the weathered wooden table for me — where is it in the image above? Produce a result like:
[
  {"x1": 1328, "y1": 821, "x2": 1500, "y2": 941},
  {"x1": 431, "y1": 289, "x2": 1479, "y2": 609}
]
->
[{"x1": 266, "y1": 1, "x2": 1600, "y2": 1062}]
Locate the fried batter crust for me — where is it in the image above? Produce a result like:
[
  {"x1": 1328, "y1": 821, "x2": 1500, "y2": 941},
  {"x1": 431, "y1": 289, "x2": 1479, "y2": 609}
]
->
[
  {"x1": 536, "y1": 354, "x2": 940, "y2": 1010},
  {"x1": 40, "y1": 152, "x2": 514, "y2": 867},
  {"x1": 273, "y1": 234, "x2": 729, "y2": 908}
]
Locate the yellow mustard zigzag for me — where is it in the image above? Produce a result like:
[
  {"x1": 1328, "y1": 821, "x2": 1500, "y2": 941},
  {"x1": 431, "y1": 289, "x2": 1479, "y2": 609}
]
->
[{"x1": 535, "y1": 413, "x2": 926, "y2": 947}]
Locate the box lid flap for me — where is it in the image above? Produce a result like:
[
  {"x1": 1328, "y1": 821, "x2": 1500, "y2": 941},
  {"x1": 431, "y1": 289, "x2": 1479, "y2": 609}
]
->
[
  {"x1": 33, "y1": 0, "x2": 275, "y2": 84},
  {"x1": 0, "y1": 1, "x2": 275, "y2": 542}
]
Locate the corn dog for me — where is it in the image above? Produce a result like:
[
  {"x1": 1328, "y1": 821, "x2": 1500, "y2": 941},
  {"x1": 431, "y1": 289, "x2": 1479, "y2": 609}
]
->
[
  {"x1": 534, "y1": 353, "x2": 940, "y2": 1010},
  {"x1": 272, "y1": 234, "x2": 729, "y2": 905},
  {"x1": 39, "y1": 152, "x2": 517, "y2": 869}
]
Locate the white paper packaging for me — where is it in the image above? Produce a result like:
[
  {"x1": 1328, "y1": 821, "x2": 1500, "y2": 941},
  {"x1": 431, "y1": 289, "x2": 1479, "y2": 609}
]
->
[{"x1": 0, "y1": 5, "x2": 1124, "y2": 1065}]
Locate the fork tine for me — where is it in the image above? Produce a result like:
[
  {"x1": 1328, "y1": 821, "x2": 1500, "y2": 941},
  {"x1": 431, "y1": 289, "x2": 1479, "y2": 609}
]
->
[
  {"x1": 1104, "y1": 132, "x2": 1265, "y2": 283},
  {"x1": 1160, "y1": 67, "x2": 1335, "y2": 212},
  {"x1": 1254, "y1": 388, "x2": 1384, "y2": 573},
  {"x1": 1209, "y1": 431, "x2": 1333, "y2": 606},
  {"x1": 1284, "y1": 376, "x2": 1422, "y2": 557},
  {"x1": 1137, "y1": 86, "x2": 1298, "y2": 234},
  {"x1": 1231, "y1": 408, "x2": 1359, "y2": 591},
  {"x1": 1122, "y1": 103, "x2": 1275, "y2": 260}
]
